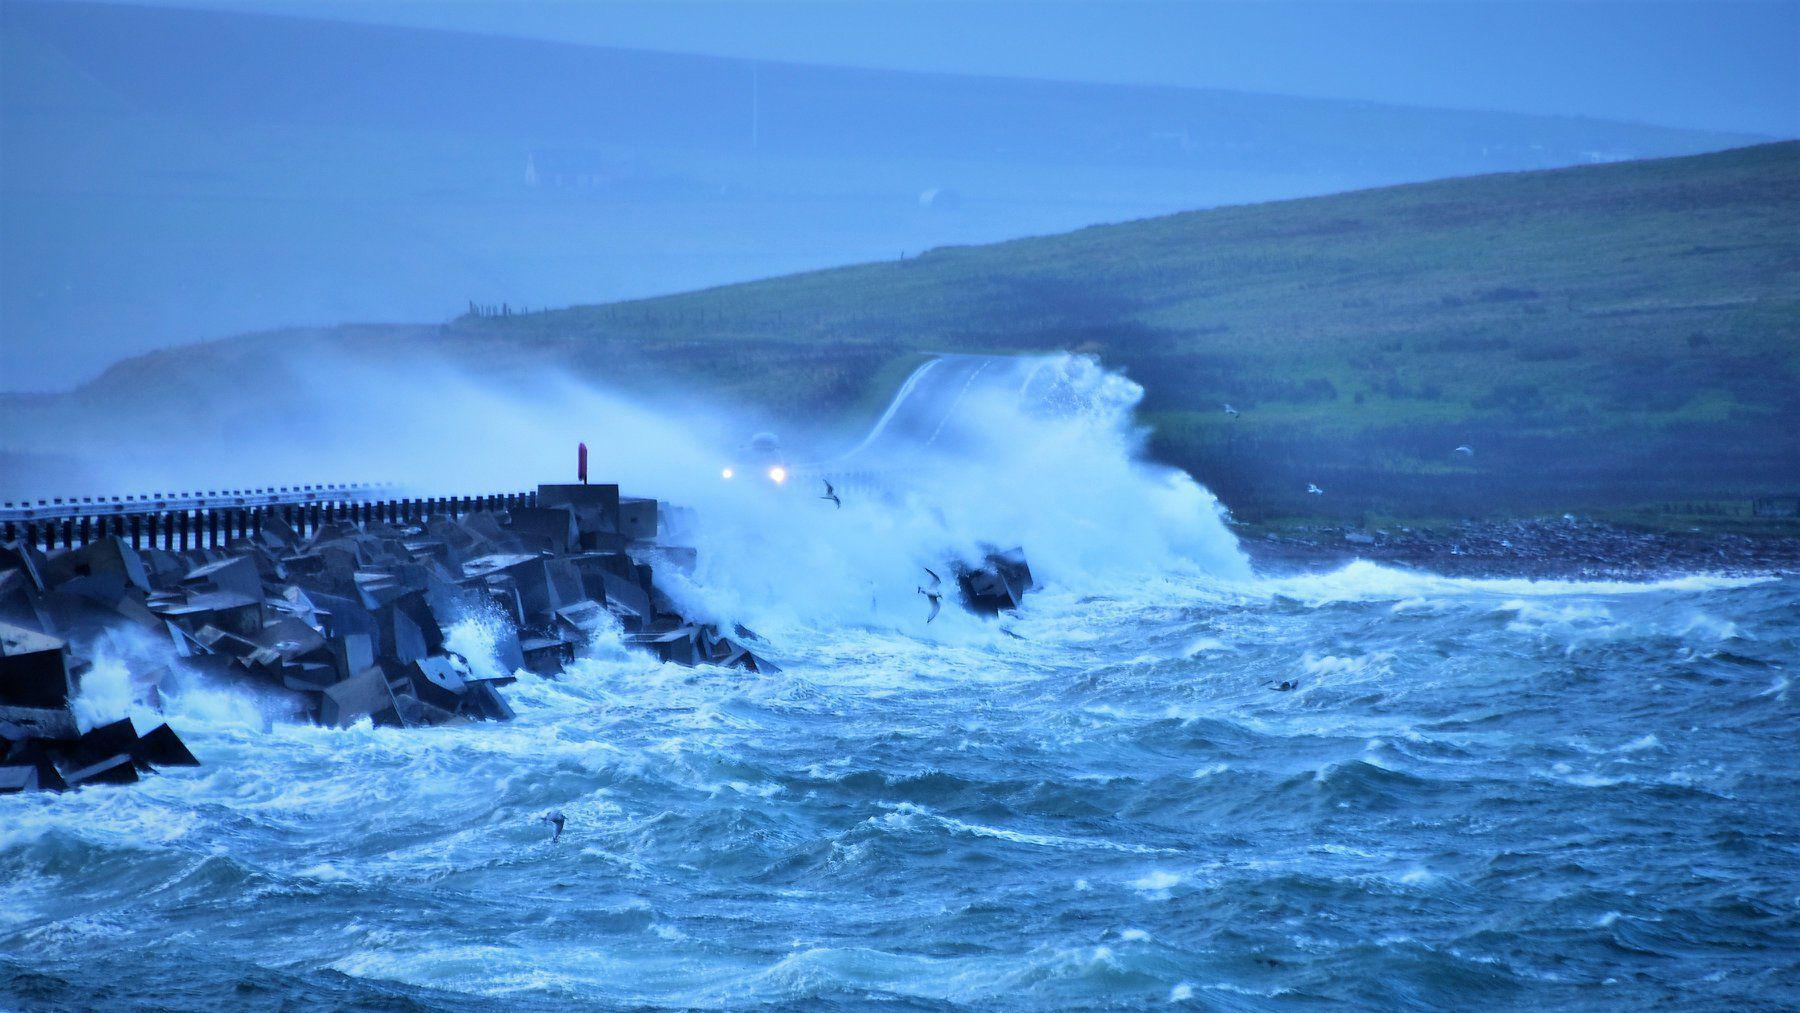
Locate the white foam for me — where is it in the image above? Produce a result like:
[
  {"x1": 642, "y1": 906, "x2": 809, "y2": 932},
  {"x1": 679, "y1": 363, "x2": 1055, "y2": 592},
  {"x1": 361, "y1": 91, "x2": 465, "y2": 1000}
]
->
[{"x1": 1259, "y1": 560, "x2": 1773, "y2": 606}]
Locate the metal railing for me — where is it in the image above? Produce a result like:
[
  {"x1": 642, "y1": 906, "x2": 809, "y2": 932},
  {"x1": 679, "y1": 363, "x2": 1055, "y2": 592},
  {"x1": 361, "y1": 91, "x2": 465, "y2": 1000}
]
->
[{"x1": 1, "y1": 488, "x2": 539, "y2": 553}]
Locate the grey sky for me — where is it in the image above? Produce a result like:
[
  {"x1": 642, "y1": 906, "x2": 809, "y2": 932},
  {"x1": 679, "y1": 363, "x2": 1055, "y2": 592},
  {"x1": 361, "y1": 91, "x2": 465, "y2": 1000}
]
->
[{"x1": 155, "y1": 0, "x2": 1798, "y2": 136}]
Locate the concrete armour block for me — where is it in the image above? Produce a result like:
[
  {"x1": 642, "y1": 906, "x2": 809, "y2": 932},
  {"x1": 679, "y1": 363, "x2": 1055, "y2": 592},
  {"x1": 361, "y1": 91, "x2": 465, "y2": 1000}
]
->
[
  {"x1": 62, "y1": 753, "x2": 139, "y2": 787},
  {"x1": 0, "y1": 622, "x2": 74, "y2": 708},
  {"x1": 132, "y1": 723, "x2": 200, "y2": 768},
  {"x1": 41, "y1": 537, "x2": 152, "y2": 594},
  {"x1": 459, "y1": 680, "x2": 514, "y2": 722},
  {"x1": 67, "y1": 718, "x2": 138, "y2": 768},
  {"x1": 0, "y1": 764, "x2": 40, "y2": 793},
  {"x1": 408, "y1": 656, "x2": 467, "y2": 710},
  {"x1": 183, "y1": 555, "x2": 263, "y2": 600},
  {"x1": 319, "y1": 666, "x2": 398, "y2": 728}
]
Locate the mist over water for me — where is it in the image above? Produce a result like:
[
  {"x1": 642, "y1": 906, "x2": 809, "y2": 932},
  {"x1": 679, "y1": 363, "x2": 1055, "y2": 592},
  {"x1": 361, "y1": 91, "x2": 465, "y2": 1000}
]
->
[{"x1": 3, "y1": 356, "x2": 1796, "y2": 1009}]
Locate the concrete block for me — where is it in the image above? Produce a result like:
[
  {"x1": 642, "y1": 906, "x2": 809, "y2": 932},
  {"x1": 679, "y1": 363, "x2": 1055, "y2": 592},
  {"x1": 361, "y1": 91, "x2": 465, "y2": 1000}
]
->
[
  {"x1": 41, "y1": 537, "x2": 153, "y2": 594},
  {"x1": 459, "y1": 680, "x2": 515, "y2": 722},
  {"x1": 956, "y1": 547, "x2": 1037, "y2": 615},
  {"x1": 182, "y1": 555, "x2": 263, "y2": 600},
  {"x1": 354, "y1": 572, "x2": 411, "y2": 610},
  {"x1": 600, "y1": 573, "x2": 651, "y2": 629},
  {"x1": 377, "y1": 603, "x2": 428, "y2": 663},
  {"x1": 194, "y1": 625, "x2": 284, "y2": 671},
  {"x1": 131, "y1": 723, "x2": 199, "y2": 768},
  {"x1": 618, "y1": 497, "x2": 658, "y2": 541},
  {"x1": 407, "y1": 656, "x2": 467, "y2": 710},
  {"x1": 0, "y1": 569, "x2": 54, "y2": 635},
  {"x1": 150, "y1": 591, "x2": 265, "y2": 638},
  {"x1": 0, "y1": 764, "x2": 40, "y2": 793},
  {"x1": 67, "y1": 718, "x2": 139, "y2": 768},
  {"x1": 319, "y1": 666, "x2": 398, "y2": 728},
  {"x1": 536, "y1": 483, "x2": 620, "y2": 518},
  {"x1": 519, "y1": 635, "x2": 573, "y2": 676},
  {"x1": 508, "y1": 506, "x2": 579, "y2": 554},
  {"x1": 61, "y1": 753, "x2": 139, "y2": 787},
  {"x1": 555, "y1": 599, "x2": 611, "y2": 640},
  {"x1": 252, "y1": 616, "x2": 327, "y2": 659},
  {"x1": 0, "y1": 621, "x2": 74, "y2": 708},
  {"x1": 308, "y1": 591, "x2": 374, "y2": 641},
  {"x1": 0, "y1": 705, "x2": 79, "y2": 741},
  {"x1": 0, "y1": 542, "x2": 48, "y2": 591},
  {"x1": 328, "y1": 632, "x2": 375, "y2": 682}
]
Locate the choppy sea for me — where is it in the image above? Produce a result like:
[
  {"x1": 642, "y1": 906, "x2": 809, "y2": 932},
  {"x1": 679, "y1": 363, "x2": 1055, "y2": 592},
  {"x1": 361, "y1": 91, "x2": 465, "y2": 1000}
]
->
[{"x1": 3, "y1": 356, "x2": 1795, "y2": 1009}]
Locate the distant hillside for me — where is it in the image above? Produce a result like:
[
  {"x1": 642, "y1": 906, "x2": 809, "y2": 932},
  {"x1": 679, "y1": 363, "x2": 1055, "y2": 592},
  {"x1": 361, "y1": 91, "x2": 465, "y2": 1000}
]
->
[
  {"x1": 17, "y1": 142, "x2": 1797, "y2": 519},
  {"x1": 1, "y1": 0, "x2": 1759, "y2": 388}
]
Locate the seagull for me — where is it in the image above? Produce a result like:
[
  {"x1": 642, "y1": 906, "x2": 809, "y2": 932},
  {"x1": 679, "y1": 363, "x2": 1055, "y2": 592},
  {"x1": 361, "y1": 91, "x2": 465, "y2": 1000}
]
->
[
  {"x1": 1306, "y1": 483, "x2": 1324, "y2": 496},
  {"x1": 1455, "y1": 445, "x2": 1474, "y2": 457},
  {"x1": 1223, "y1": 404, "x2": 1240, "y2": 418},
  {"x1": 917, "y1": 566, "x2": 943, "y2": 624},
  {"x1": 820, "y1": 479, "x2": 841, "y2": 509},
  {"x1": 543, "y1": 811, "x2": 565, "y2": 843}
]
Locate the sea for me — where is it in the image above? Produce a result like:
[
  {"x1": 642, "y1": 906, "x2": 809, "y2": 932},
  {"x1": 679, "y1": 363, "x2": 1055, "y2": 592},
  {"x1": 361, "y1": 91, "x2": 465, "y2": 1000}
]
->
[{"x1": 3, "y1": 356, "x2": 1795, "y2": 1010}]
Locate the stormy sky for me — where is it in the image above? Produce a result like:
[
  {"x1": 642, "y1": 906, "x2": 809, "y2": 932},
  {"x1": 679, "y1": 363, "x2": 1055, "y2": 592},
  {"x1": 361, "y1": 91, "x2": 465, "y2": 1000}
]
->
[{"x1": 151, "y1": 0, "x2": 1799, "y2": 136}]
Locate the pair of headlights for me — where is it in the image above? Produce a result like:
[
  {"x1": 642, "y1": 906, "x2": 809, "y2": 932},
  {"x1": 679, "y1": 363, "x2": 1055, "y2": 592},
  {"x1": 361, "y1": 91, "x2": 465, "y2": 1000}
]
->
[{"x1": 720, "y1": 466, "x2": 787, "y2": 483}]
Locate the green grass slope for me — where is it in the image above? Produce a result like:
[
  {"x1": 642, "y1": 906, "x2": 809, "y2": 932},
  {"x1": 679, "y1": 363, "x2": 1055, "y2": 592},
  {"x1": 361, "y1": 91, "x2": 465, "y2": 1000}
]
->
[
  {"x1": 27, "y1": 142, "x2": 1800, "y2": 519},
  {"x1": 450, "y1": 141, "x2": 1799, "y2": 518}
]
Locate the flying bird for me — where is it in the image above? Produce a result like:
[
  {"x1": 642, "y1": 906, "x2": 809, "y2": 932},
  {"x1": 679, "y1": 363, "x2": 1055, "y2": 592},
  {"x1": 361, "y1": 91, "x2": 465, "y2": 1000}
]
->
[
  {"x1": 1455, "y1": 445, "x2": 1475, "y2": 457},
  {"x1": 1306, "y1": 483, "x2": 1324, "y2": 496},
  {"x1": 1223, "y1": 404, "x2": 1240, "y2": 418},
  {"x1": 918, "y1": 566, "x2": 943, "y2": 624},
  {"x1": 820, "y1": 479, "x2": 841, "y2": 509},
  {"x1": 543, "y1": 811, "x2": 565, "y2": 843}
]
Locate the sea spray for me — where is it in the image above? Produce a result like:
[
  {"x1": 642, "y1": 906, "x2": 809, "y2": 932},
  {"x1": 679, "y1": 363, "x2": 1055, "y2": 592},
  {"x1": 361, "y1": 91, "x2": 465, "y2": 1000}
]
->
[{"x1": 673, "y1": 354, "x2": 1249, "y2": 635}]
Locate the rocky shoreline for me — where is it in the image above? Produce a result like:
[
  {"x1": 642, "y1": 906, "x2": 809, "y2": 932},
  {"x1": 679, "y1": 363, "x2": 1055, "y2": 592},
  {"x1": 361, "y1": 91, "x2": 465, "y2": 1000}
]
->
[{"x1": 1239, "y1": 516, "x2": 1800, "y2": 580}]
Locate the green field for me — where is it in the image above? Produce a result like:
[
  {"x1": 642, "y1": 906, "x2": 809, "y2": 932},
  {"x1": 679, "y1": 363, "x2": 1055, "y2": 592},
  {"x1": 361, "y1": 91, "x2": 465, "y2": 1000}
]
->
[{"x1": 16, "y1": 142, "x2": 1800, "y2": 519}]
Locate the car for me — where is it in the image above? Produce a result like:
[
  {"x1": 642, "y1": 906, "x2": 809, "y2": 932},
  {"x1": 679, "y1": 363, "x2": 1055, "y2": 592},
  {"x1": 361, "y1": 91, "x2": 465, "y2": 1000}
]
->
[{"x1": 721, "y1": 432, "x2": 789, "y2": 484}]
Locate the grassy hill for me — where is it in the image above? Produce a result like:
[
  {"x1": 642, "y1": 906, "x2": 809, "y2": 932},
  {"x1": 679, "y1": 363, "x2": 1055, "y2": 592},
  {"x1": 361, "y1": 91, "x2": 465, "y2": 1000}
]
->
[
  {"x1": 453, "y1": 141, "x2": 1799, "y2": 519},
  {"x1": 10, "y1": 142, "x2": 1799, "y2": 519}
]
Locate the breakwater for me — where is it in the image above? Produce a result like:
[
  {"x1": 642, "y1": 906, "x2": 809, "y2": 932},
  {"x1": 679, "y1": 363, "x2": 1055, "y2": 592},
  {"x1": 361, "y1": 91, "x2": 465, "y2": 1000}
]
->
[{"x1": 2, "y1": 481, "x2": 780, "y2": 794}]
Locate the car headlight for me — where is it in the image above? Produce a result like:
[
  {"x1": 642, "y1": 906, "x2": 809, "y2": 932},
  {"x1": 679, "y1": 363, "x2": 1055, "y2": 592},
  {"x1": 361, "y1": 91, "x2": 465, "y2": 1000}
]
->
[{"x1": 767, "y1": 466, "x2": 787, "y2": 484}]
